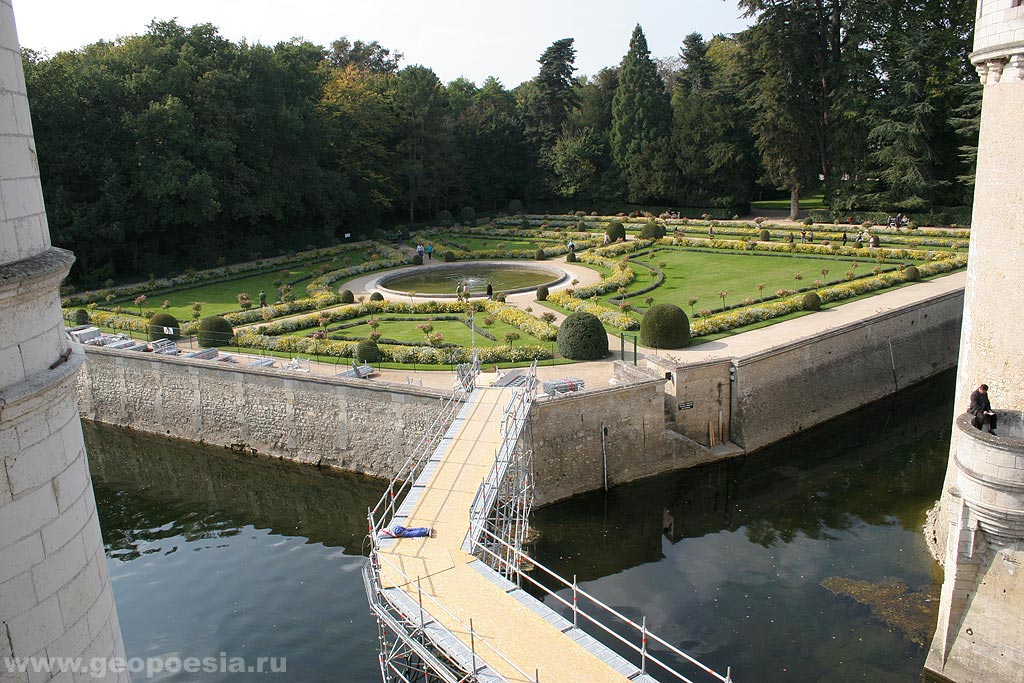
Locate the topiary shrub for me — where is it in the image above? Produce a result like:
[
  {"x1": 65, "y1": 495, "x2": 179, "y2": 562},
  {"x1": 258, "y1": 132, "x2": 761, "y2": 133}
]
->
[
  {"x1": 369, "y1": 291, "x2": 385, "y2": 301},
  {"x1": 460, "y1": 206, "x2": 476, "y2": 225},
  {"x1": 443, "y1": 251, "x2": 457, "y2": 263},
  {"x1": 802, "y1": 292, "x2": 822, "y2": 311},
  {"x1": 508, "y1": 199, "x2": 524, "y2": 215},
  {"x1": 759, "y1": 229, "x2": 771, "y2": 241},
  {"x1": 339, "y1": 289, "x2": 355, "y2": 304},
  {"x1": 197, "y1": 316, "x2": 233, "y2": 347},
  {"x1": 854, "y1": 240, "x2": 863, "y2": 249},
  {"x1": 640, "y1": 221, "x2": 666, "y2": 239},
  {"x1": 803, "y1": 217, "x2": 814, "y2": 226},
  {"x1": 640, "y1": 304, "x2": 690, "y2": 349},
  {"x1": 438, "y1": 209, "x2": 453, "y2": 226},
  {"x1": 534, "y1": 247, "x2": 546, "y2": 260},
  {"x1": 606, "y1": 221, "x2": 626, "y2": 242},
  {"x1": 556, "y1": 312, "x2": 608, "y2": 360},
  {"x1": 355, "y1": 339, "x2": 381, "y2": 363},
  {"x1": 148, "y1": 313, "x2": 181, "y2": 341},
  {"x1": 536, "y1": 285, "x2": 549, "y2": 301},
  {"x1": 411, "y1": 254, "x2": 423, "y2": 266},
  {"x1": 566, "y1": 251, "x2": 577, "y2": 263},
  {"x1": 73, "y1": 308, "x2": 90, "y2": 325},
  {"x1": 869, "y1": 235, "x2": 881, "y2": 248},
  {"x1": 903, "y1": 265, "x2": 921, "y2": 281}
]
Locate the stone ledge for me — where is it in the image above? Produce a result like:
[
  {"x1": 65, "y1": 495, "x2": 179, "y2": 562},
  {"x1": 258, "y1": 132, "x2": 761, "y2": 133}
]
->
[{"x1": 0, "y1": 246, "x2": 75, "y2": 297}]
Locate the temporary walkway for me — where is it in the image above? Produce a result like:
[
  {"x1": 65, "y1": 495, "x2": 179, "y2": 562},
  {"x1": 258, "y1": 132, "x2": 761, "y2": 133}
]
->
[{"x1": 363, "y1": 362, "x2": 733, "y2": 683}]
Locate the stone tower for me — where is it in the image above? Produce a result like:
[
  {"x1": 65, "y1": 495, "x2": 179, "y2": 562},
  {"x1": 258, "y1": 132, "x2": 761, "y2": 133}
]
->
[
  {"x1": 925, "y1": 1, "x2": 1024, "y2": 681},
  {"x1": 0, "y1": 2, "x2": 128, "y2": 680}
]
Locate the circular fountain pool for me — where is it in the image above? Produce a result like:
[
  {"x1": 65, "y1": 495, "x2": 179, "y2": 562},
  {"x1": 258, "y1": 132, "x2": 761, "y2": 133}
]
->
[{"x1": 375, "y1": 261, "x2": 567, "y2": 297}]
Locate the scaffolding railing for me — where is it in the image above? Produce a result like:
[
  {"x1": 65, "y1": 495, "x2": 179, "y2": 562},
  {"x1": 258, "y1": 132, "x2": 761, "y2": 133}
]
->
[{"x1": 467, "y1": 525, "x2": 733, "y2": 683}]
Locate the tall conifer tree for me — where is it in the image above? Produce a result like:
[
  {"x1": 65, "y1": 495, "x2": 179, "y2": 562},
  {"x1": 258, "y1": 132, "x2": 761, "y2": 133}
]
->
[{"x1": 611, "y1": 25, "x2": 675, "y2": 203}]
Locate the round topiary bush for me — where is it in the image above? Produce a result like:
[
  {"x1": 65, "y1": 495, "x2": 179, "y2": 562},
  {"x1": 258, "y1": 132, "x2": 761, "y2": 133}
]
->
[
  {"x1": 903, "y1": 265, "x2": 921, "y2": 281},
  {"x1": 536, "y1": 285, "x2": 549, "y2": 301},
  {"x1": 640, "y1": 221, "x2": 666, "y2": 239},
  {"x1": 640, "y1": 304, "x2": 690, "y2": 349},
  {"x1": 534, "y1": 248, "x2": 546, "y2": 260},
  {"x1": 802, "y1": 292, "x2": 822, "y2": 311},
  {"x1": 148, "y1": 313, "x2": 181, "y2": 341},
  {"x1": 73, "y1": 308, "x2": 90, "y2": 325},
  {"x1": 438, "y1": 209, "x2": 453, "y2": 226},
  {"x1": 339, "y1": 289, "x2": 355, "y2": 304},
  {"x1": 556, "y1": 312, "x2": 608, "y2": 360},
  {"x1": 197, "y1": 316, "x2": 233, "y2": 347},
  {"x1": 606, "y1": 221, "x2": 626, "y2": 242},
  {"x1": 759, "y1": 229, "x2": 771, "y2": 241},
  {"x1": 411, "y1": 254, "x2": 423, "y2": 266},
  {"x1": 369, "y1": 292, "x2": 385, "y2": 301},
  {"x1": 443, "y1": 251, "x2": 457, "y2": 263},
  {"x1": 460, "y1": 206, "x2": 476, "y2": 225},
  {"x1": 566, "y1": 251, "x2": 577, "y2": 263},
  {"x1": 508, "y1": 199, "x2": 524, "y2": 215},
  {"x1": 355, "y1": 339, "x2": 381, "y2": 363},
  {"x1": 869, "y1": 235, "x2": 881, "y2": 248},
  {"x1": 803, "y1": 217, "x2": 814, "y2": 226}
]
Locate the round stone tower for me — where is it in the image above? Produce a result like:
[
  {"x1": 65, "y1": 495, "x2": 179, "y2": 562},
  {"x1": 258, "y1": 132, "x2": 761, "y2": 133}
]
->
[
  {"x1": 0, "y1": 2, "x2": 128, "y2": 680},
  {"x1": 926, "y1": 1, "x2": 1024, "y2": 681}
]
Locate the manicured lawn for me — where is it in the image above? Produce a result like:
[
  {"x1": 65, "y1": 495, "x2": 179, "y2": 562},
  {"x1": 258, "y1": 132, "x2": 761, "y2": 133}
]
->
[
  {"x1": 622, "y1": 249, "x2": 899, "y2": 314},
  {"x1": 130, "y1": 253, "x2": 369, "y2": 321},
  {"x1": 751, "y1": 193, "x2": 827, "y2": 210},
  {"x1": 345, "y1": 317, "x2": 532, "y2": 347}
]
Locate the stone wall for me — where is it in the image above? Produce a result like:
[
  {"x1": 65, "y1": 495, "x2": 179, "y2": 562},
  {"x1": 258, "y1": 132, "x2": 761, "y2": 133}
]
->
[
  {"x1": 76, "y1": 346, "x2": 451, "y2": 478},
  {"x1": 531, "y1": 370, "x2": 672, "y2": 505}
]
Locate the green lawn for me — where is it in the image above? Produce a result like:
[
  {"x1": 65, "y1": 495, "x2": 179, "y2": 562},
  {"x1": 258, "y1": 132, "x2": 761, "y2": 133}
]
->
[
  {"x1": 751, "y1": 193, "x2": 827, "y2": 210},
  {"x1": 622, "y1": 249, "x2": 898, "y2": 314},
  {"x1": 345, "y1": 317, "x2": 531, "y2": 347},
  {"x1": 129, "y1": 253, "x2": 370, "y2": 321}
]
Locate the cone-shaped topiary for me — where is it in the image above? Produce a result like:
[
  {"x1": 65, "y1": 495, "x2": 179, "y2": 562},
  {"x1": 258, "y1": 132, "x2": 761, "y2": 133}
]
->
[
  {"x1": 759, "y1": 229, "x2": 771, "y2": 241},
  {"x1": 369, "y1": 292, "x2": 385, "y2": 301},
  {"x1": 802, "y1": 292, "x2": 821, "y2": 311},
  {"x1": 355, "y1": 339, "x2": 381, "y2": 363},
  {"x1": 903, "y1": 265, "x2": 920, "y2": 281},
  {"x1": 557, "y1": 312, "x2": 608, "y2": 360},
  {"x1": 640, "y1": 221, "x2": 665, "y2": 239},
  {"x1": 640, "y1": 304, "x2": 690, "y2": 349},
  {"x1": 148, "y1": 313, "x2": 181, "y2": 340},
  {"x1": 339, "y1": 289, "x2": 355, "y2": 303},
  {"x1": 606, "y1": 221, "x2": 626, "y2": 242},
  {"x1": 197, "y1": 316, "x2": 234, "y2": 347},
  {"x1": 73, "y1": 308, "x2": 90, "y2": 325},
  {"x1": 536, "y1": 285, "x2": 549, "y2": 301}
]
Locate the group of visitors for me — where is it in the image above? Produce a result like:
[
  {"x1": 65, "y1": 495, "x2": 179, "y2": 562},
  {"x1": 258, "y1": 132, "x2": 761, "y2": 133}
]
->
[
  {"x1": 455, "y1": 282, "x2": 494, "y2": 300},
  {"x1": 415, "y1": 243, "x2": 434, "y2": 260},
  {"x1": 887, "y1": 214, "x2": 910, "y2": 228}
]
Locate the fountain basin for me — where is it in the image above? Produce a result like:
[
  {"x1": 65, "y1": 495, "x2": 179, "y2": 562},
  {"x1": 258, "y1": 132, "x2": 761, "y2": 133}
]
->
[{"x1": 372, "y1": 261, "x2": 568, "y2": 298}]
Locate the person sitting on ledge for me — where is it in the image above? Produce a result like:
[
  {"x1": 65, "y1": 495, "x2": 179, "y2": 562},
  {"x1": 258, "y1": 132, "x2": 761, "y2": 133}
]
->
[{"x1": 969, "y1": 383, "x2": 998, "y2": 435}]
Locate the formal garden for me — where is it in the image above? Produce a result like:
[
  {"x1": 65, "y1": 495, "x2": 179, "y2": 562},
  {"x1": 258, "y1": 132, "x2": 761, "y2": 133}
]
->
[{"x1": 62, "y1": 212, "x2": 969, "y2": 367}]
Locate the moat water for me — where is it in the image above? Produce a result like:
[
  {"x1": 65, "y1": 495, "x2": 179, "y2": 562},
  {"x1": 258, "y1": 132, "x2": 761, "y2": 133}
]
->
[{"x1": 86, "y1": 369, "x2": 955, "y2": 682}]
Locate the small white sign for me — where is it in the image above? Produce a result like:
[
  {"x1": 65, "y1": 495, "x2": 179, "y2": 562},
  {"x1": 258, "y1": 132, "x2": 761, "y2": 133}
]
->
[
  {"x1": 163, "y1": 326, "x2": 174, "y2": 334},
  {"x1": 344, "y1": 233, "x2": 351, "y2": 238}
]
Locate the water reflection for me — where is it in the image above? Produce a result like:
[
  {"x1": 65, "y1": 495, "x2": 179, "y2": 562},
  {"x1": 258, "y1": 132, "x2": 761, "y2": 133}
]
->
[
  {"x1": 86, "y1": 423, "x2": 385, "y2": 682},
  {"x1": 531, "y1": 370, "x2": 955, "y2": 682}
]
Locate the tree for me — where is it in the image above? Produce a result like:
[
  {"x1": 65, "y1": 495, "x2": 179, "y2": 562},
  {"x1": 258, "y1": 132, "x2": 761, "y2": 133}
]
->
[
  {"x1": 611, "y1": 25, "x2": 676, "y2": 203},
  {"x1": 327, "y1": 37, "x2": 402, "y2": 73},
  {"x1": 521, "y1": 38, "x2": 579, "y2": 151},
  {"x1": 394, "y1": 65, "x2": 450, "y2": 223},
  {"x1": 542, "y1": 127, "x2": 602, "y2": 198}
]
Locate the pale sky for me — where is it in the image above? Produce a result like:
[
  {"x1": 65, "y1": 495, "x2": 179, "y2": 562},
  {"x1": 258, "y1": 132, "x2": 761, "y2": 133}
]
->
[{"x1": 11, "y1": 0, "x2": 751, "y2": 87}]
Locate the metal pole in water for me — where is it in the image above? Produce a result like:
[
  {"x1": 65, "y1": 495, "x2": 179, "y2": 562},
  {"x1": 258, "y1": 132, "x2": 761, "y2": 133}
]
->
[
  {"x1": 572, "y1": 574, "x2": 578, "y2": 627},
  {"x1": 600, "y1": 424, "x2": 608, "y2": 492}
]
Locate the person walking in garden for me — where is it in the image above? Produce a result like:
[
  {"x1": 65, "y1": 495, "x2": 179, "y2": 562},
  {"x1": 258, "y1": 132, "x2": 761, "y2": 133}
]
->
[
  {"x1": 258, "y1": 290, "x2": 266, "y2": 308},
  {"x1": 841, "y1": 231, "x2": 848, "y2": 246},
  {"x1": 969, "y1": 384, "x2": 998, "y2": 434},
  {"x1": 416, "y1": 242, "x2": 425, "y2": 259},
  {"x1": 568, "y1": 239, "x2": 575, "y2": 253},
  {"x1": 486, "y1": 282, "x2": 493, "y2": 299},
  {"x1": 426, "y1": 244, "x2": 433, "y2": 259}
]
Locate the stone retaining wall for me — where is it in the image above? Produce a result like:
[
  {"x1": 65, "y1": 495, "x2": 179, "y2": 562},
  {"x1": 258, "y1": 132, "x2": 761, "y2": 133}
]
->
[{"x1": 75, "y1": 347, "x2": 450, "y2": 478}]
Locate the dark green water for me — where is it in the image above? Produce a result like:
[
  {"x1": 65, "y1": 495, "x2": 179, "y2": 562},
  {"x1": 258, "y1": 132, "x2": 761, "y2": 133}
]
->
[
  {"x1": 86, "y1": 369, "x2": 954, "y2": 682},
  {"x1": 381, "y1": 264, "x2": 558, "y2": 294}
]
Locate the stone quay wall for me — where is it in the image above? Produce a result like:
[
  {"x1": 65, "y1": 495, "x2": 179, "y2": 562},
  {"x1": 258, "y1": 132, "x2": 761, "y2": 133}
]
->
[
  {"x1": 75, "y1": 346, "x2": 451, "y2": 478},
  {"x1": 650, "y1": 286, "x2": 964, "y2": 455}
]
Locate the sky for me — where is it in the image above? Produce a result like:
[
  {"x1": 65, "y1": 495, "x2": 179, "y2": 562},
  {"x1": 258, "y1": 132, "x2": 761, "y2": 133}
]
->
[{"x1": 12, "y1": 0, "x2": 752, "y2": 87}]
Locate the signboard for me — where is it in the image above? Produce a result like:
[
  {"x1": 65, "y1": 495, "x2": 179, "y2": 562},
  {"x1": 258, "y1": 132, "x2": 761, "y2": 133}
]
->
[{"x1": 678, "y1": 401, "x2": 694, "y2": 410}]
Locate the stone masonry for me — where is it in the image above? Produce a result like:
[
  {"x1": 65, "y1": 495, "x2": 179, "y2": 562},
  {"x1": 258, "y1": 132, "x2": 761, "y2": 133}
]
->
[{"x1": 0, "y1": 2, "x2": 128, "y2": 681}]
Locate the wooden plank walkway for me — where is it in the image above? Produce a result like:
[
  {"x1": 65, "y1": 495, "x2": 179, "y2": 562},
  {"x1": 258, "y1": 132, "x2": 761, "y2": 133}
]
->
[{"x1": 377, "y1": 384, "x2": 633, "y2": 683}]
